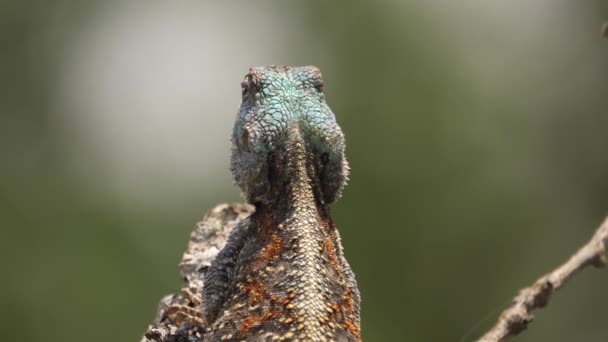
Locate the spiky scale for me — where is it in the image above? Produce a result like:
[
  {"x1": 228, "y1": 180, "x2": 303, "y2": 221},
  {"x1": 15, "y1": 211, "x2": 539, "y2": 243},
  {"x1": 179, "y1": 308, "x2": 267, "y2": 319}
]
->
[{"x1": 202, "y1": 66, "x2": 360, "y2": 341}]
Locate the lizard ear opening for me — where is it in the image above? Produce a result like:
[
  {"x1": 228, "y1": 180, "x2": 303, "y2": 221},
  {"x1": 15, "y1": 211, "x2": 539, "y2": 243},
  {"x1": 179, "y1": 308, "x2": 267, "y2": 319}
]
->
[
  {"x1": 241, "y1": 128, "x2": 251, "y2": 153},
  {"x1": 320, "y1": 153, "x2": 349, "y2": 204}
]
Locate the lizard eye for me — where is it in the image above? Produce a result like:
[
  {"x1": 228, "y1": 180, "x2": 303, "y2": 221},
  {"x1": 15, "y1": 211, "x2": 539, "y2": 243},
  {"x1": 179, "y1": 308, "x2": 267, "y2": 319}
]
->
[
  {"x1": 241, "y1": 81, "x2": 249, "y2": 97},
  {"x1": 241, "y1": 74, "x2": 259, "y2": 99},
  {"x1": 315, "y1": 82, "x2": 324, "y2": 92}
]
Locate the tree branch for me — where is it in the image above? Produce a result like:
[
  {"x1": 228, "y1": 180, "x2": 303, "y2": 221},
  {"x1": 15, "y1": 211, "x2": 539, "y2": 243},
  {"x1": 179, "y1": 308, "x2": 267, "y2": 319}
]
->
[
  {"x1": 141, "y1": 203, "x2": 254, "y2": 342},
  {"x1": 478, "y1": 217, "x2": 608, "y2": 341}
]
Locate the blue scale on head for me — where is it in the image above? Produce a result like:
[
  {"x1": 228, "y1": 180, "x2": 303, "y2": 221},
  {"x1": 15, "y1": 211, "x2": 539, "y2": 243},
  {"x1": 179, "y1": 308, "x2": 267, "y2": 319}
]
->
[
  {"x1": 230, "y1": 66, "x2": 348, "y2": 205},
  {"x1": 235, "y1": 66, "x2": 341, "y2": 155}
]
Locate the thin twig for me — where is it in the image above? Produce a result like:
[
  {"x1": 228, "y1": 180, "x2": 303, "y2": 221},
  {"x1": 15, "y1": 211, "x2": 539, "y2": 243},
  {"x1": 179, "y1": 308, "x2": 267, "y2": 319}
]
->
[{"x1": 478, "y1": 217, "x2": 608, "y2": 342}]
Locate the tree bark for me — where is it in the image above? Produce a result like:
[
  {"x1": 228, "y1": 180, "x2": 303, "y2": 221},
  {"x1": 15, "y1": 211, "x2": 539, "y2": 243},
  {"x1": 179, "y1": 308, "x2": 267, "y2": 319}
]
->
[
  {"x1": 140, "y1": 203, "x2": 254, "y2": 342},
  {"x1": 478, "y1": 217, "x2": 608, "y2": 341}
]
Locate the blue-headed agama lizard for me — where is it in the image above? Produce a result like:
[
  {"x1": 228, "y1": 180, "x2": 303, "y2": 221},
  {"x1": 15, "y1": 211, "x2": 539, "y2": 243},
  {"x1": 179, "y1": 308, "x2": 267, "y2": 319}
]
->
[{"x1": 141, "y1": 66, "x2": 361, "y2": 342}]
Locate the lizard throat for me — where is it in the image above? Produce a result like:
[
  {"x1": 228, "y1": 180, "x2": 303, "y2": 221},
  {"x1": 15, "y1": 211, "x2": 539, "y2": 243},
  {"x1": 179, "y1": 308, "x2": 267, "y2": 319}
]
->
[{"x1": 259, "y1": 127, "x2": 330, "y2": 224}]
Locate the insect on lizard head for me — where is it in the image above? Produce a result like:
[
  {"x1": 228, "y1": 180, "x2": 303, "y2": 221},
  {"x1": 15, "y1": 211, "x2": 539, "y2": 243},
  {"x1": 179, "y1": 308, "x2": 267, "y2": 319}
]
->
[{"x1": 230, "y1": 66, "x2": 349, "y2": 207}]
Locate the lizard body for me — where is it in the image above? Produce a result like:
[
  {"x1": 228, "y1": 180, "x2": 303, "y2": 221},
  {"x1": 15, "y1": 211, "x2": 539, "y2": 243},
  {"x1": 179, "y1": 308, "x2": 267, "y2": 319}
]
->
[{"x1": 202, "y1": 66, "x2": 360, "y2": 342}]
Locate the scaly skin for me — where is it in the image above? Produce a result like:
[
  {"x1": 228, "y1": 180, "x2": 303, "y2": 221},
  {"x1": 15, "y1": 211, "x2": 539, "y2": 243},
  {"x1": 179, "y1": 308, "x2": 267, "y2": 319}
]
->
[{"x1": 202, "y1": 66, "x2": 360, "y2": 342}]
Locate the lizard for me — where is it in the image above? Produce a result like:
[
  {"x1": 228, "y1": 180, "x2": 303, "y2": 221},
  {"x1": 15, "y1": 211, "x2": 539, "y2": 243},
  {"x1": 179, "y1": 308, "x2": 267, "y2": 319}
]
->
[
  {"x1": 140, "y1": 66, "x2": 360, "y2": 342},
  {"x1": 202, "y1": 66, "x2": 360, "y2": 342}
]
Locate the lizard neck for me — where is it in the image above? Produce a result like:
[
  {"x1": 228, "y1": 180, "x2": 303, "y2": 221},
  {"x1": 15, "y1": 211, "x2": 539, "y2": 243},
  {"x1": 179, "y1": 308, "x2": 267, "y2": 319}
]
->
[{"x1": 253, "y1": 127, "x2": 345, "y2": 339}]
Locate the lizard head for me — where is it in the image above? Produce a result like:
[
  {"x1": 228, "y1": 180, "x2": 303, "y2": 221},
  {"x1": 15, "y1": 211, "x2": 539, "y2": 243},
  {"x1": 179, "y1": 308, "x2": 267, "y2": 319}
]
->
[{"x1": 231, "y1": 66, "x2": 348, "y2": 207}]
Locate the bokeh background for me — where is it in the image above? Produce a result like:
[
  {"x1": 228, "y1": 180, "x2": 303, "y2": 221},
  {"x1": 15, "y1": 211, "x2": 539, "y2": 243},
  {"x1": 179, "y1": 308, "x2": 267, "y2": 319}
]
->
[{"x1": 1, "y1": 1, "x2": 607, "y2": 341}]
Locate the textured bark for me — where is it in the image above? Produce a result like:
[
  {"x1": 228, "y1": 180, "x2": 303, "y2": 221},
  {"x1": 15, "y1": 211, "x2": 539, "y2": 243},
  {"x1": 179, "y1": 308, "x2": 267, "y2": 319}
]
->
[
  {"x1": 478, "y1": 217, "x2": 608, "y2": 341},
  {"x1": 140, "y1": 203, "x2": 254, "y2": 342}
]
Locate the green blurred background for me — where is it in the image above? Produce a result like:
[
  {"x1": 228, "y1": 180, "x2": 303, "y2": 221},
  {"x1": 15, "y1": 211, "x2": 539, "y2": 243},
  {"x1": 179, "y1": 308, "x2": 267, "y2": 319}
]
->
[{"x1": 1, "y1": 1, "x2": 607, "y2": 341}]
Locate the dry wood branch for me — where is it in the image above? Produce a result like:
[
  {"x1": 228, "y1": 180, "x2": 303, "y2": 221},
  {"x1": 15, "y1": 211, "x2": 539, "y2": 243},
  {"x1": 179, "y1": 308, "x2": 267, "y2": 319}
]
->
[
  {"x1": 478, "y1": 217, "x2": 608, "y2": 342},
  {"x1": 141, "y1": 203, "x2": 254, "y2": 342}
]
